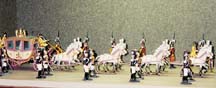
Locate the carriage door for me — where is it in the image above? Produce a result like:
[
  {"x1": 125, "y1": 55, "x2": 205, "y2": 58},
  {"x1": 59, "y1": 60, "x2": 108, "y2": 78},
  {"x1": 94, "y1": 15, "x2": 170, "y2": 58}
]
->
[{"x1": 15, "y1": 40, "x2": 21, "y2": 51}]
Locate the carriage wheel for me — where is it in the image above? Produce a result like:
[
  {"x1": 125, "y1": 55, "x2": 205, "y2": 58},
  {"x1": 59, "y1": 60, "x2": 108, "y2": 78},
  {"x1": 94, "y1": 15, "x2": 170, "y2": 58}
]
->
[{"x1": 9, "y1": 60, "x2": 19, "y2": 70}]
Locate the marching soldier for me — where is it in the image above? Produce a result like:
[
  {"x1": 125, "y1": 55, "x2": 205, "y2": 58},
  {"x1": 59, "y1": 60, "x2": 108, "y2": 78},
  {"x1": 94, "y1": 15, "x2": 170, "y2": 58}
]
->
[
  {"x1": 181, "y1": 51, "x2": 194, "y2": 85},
  {"x1": 83, "y1": 51, "x2": 92, "y2": 81},
  {"x1": 89, "y1": 50, "x2": 98, "y2": 78},
  {"x1": 43, "y1": 50, "x2": 53, "y2": 76},
  {"x1": 129, "y1": 50, "x2": 140, "y2": 82},
  {"x1": 36, "y1": 51, "x2": 46, "y2": 79},
  {"x1": 1, "y1": 47, "x2": 9, "y2": 73}
]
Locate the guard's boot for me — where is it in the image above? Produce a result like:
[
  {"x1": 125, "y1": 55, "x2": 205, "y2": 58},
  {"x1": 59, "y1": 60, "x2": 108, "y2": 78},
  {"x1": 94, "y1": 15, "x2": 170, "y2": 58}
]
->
[
  {"x1": 36, "y1": 71, "x2": 42, "y2": 79},
  {"x1": 181, "y1": 76, "x2": 192, "y2": 85},
  {"x1": 46, "y1": 67, "x2": 53, "y2": 76},
  {"x1": 138, "y1": 71, "x2": 144, "y2": 80}
]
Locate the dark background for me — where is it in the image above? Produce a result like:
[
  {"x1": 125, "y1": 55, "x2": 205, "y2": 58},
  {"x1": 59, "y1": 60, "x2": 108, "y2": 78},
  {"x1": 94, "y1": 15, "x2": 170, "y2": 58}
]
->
[{"x1": 1, "y1": 0, "x2": 216, "y2": 62}]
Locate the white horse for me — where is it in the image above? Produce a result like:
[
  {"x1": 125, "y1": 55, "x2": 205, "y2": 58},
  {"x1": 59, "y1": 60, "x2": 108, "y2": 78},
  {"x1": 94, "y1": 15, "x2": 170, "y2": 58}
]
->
[
  {"x1": 189, "y1": 43, "x2": 213, "y2": 77},
  {"x1": 140, "y1": 41, "x2": 170, "y2": 75},
  {"x1": 52, "y1": 40, "x2": 82, "y2": 66},
  {"x1": 95, "y1": 39, "x2": 127, "y2": 72}
]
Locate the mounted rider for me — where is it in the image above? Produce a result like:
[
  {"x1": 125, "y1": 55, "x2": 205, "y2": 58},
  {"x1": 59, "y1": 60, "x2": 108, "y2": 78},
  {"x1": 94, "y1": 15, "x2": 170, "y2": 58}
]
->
[
  {"x1": 114, "y1": 38, "x2": 127, "y2": 63},
  {"x1": 169, "y1": 40, "x2": 176, "y2": 69},
  {"x1": 190, "y1": 41, "x2": 198, "y2": 58}
]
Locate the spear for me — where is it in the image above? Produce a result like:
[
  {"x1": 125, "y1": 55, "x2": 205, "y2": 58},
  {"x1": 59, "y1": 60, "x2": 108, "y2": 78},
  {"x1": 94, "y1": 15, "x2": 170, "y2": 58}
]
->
[
  {"x1": 111, "y1": 31, "x2": 114, "y2": 39},
  {"x1": 85, "y1": 31, "x2": 89, "y2": 42},
  {"x1": 142, "y1": 32, "x2": 146, "y2": 42},
  {"x1": 173, "y1": 32, "x2": 175, "y2": 40},
  {"x1": 202, "y1": 33, "x2": 205, "y2": 40}
]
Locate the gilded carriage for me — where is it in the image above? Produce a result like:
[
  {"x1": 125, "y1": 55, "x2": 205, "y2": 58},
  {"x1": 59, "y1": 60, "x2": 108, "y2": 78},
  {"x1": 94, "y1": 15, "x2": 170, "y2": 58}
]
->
[{"x1": 5, "y1": 36, "x2": 38, "y2": 68}]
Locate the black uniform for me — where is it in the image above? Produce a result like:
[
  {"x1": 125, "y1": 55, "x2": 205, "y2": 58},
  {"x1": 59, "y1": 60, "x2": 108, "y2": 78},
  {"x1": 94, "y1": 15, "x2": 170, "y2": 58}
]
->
[
  {"x1": 36, "y1": 54, "x2": 45, "y2": 79},
  {"x1": 181, "y1": 53, "x2": 193, "y2": 85},
  {"x1": 83, "y1": 57, "x2": 91, "y2": 80},
  {"x1": 129, "y1": 52, "x2": 139, "y2": 82}
]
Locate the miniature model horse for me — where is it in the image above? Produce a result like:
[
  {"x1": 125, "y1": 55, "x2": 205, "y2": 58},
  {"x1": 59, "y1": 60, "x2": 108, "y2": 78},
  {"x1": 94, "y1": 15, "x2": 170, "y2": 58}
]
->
[
  {"x1": 140, "y1": 41, "x2": 170, "y2": 75},
  {"x1": 189, "y1": 45, "x2": 213, "y2": 77},
  {"x1": 95, "y1": 40, "x2": 127, "y2": 73},
  {"x1": 52, "y1": 41, "x2": 81, "y2": 66}
]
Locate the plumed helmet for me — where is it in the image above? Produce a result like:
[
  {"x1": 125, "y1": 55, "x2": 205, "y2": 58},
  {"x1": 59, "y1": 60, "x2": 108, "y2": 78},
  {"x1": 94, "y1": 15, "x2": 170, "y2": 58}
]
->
[
  {"x1": 140, "y1": 39, "x2": 145, "y2": 44},
  {"x1": 206, "y1": 40, "x2": 211, "y2": 45},
  {"x1": 73, "y1": 38, "x2": 77, "y2": 42},
  {"x1": 77, "y1": 37, "x2": 81, "y2": 41}
]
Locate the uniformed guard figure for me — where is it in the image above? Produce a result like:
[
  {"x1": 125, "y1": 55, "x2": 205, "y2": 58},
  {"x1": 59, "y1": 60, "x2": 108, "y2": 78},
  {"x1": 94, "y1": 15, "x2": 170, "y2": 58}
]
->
[
  {"x1": 1, "y1": 47, "x2": 9, "y2": 73},
  {"x1": 0, "y1": 49, "x2": 3, "y2": 76},
  {"x1": 43, "y1": 50, "x2": 53, "y2": 76},
  {"x1": 190, "y1": 42, "x2": 198, "y2": 58},
  {"x1": 139, "y1": 39, "x2": 146, "y2": 57},
  {"x1": 89, "y1": 49, "x2": 98, "y2": 78},
  {"x1": 36, "y1": 51, "x2": 45, "y2": 79},
  {"x1": 129, "y1": 50, "x2": 140, "y2": 82},
  {"x1": 169, "y1": 41, "x2": 176, "y2": 69},
  {"x1": 181, "y1": 51, "x2": 194, "y2": 85},
  {"x1": 83, "y1": 51, "x2": 92, "y2": 81}
]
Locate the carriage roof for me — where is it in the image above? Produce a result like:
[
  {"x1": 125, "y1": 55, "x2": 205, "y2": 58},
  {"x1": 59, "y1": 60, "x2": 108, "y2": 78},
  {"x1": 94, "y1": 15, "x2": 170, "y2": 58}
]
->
[{"x1": 6, "y1": 36, "x2": 36, "y2": 41}]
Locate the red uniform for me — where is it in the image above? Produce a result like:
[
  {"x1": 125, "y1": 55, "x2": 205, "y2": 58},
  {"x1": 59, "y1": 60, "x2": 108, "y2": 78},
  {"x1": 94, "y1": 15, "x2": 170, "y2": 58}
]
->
[
  {"x1": 139, "y1": 47, "x2": 146, "y2": 57},
  {"x1": 169, "y1": 47, "x2": 175, "y2": 62}
]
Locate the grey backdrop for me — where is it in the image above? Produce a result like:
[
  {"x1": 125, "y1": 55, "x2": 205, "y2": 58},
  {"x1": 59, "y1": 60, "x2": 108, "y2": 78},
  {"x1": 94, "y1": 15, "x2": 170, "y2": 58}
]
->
[
  {"x1": 2, "y1": 0, "x2": 216, "y2": 62},
  {"x1": 0, "y1": 0, "x2": 16, "y2": 36}
]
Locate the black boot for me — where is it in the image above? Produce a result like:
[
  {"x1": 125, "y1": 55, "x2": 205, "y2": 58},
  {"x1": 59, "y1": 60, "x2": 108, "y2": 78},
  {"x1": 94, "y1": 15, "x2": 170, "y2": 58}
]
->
[
  {"x1": 36, "y1": 71, "x2": 42, "y2": 79},
  {"x1": 46, "y1": 67, "x2": 53, "y2": 76},
  {"x1": 41, "y1": 70, "x2": 46, "y2": 78},
  {"x1": 87, "y1": 72, "x2": 92, "y2": 80},
  {"x1": 2, "y1": 66, "x2": 8, "y2": 73},
  {"x1": 129, "y1": 74, "x2": 134, "y2": 82},
  {"x1": 181, "y1": 76, "x2": 191, "y2": 85},
  {"x1": 138, "y1": 71, "x2": 144, "y2": 80}
]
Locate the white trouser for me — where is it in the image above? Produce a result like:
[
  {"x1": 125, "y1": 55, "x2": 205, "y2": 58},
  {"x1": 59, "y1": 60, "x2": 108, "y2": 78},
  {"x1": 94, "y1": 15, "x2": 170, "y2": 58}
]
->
[
  {"x1": 183, "y1": 68, "x2": 189, "y2": 76},
  {"x1": 131, "y1": 66, "x2": 136, "y2": 74},
  {"x1": 43, "y1": 61, "x2": 49, "y2": 69},
  {"x1": 84, "y1": 65, "x2": 90, "y2": 73},
  {"x1": 37, "y1": 64, "x2": 42, "y2": 71},
  {"x1": 2, "y1": 62, "x2": 7, "y2": 67}
]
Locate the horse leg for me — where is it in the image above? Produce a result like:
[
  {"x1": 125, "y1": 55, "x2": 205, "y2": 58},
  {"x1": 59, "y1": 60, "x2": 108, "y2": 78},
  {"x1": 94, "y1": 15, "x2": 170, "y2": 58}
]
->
[
  {"x1": 147, "y1": 64, "x2": 152, "y2": 73},
  {"x1": 155, "y1": 63, "x2": 160, "y2": 76},
  {"x1": 102, "y1": 63, "x2": 107, "y2": 72},
  {"x1": 113, "y1": 64, "x2": 116, "y2": 73},
  {"x1": 105, "y1": 63, "x2": 110, "y2": 72}
]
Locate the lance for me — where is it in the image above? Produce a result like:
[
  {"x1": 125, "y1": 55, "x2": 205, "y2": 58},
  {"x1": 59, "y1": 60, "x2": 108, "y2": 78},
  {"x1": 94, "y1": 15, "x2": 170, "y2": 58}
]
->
[
  {"x1": 173, "y1": 32, "x2": 175, "y2": 40},
  {"x1": 202, "y1": 33, "x2": 205, "y2": 40},
  {"x1": 142, "y1": 32, "x2": 146, "y2": 42}
]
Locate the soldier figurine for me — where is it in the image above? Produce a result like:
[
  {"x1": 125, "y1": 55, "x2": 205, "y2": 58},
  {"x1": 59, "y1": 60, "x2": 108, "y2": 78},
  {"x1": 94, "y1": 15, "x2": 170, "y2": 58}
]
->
[
  {"x1": 43, "y1": 50, "x2": 53, "y2": 76},
  {"x1": 89, "y1": 50, "x2": 98, "y2": 78},
  {"x1": 83, "y1": 51, "x2": 92, "y2": 81},
  {"x1": 169, "y1": 41, "x2": 176, "y2": 69},
  {"x1": 36, "y1": 51, "x2": 45, "y2": 79},
  {"x1": 181, "y1": 51, "x2": 194, "y2": 85},
  {"x1": 129, "y1": 50, "x2": 140, "y2": 82},
  {"x1": 1, "y1": 47, "x2": 9, "y2": 73}
]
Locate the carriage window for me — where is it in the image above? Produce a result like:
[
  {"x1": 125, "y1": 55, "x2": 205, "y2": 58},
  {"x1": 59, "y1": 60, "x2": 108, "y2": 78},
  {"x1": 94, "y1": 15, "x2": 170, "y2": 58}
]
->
[
  {"x1": 24, "y1": 41, "x2": 30, "y2": 50},
  {"x1": 15, "y1": 40, "x2": 21, "y2": 50},
  {"x1": 7, "y1": 41, "x2": 14, "y2": 49}
]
